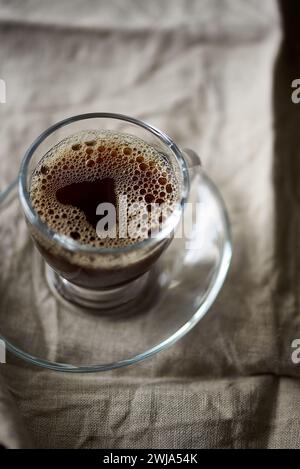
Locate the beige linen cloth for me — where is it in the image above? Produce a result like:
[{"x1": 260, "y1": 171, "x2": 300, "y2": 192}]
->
[{"x1": 0, "y1": 0, "x2": 300, "y2": 448}]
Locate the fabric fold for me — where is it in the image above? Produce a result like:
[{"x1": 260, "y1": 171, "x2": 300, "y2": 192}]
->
[{"x1": 0, "y1": 370, "x2": 32, "y2": 448}]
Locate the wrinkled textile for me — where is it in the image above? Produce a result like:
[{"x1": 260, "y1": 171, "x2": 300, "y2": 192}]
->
[{"x1": 1, "y1": 0, "x2": 300, "y2": 449}]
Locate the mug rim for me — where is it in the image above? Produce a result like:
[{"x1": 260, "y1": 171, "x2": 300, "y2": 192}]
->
[{"x1": 19, "y1": 112, "x2": 190, "y2": 255}]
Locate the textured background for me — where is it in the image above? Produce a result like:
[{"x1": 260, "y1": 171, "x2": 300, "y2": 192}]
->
[{"x1": 1, "y1": 0, "x2": 300, "y2": 448}]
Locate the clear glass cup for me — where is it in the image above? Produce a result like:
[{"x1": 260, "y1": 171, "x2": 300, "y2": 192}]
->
[{"x1": 19, "y1": 113, "x2": 190, "y2": 309}]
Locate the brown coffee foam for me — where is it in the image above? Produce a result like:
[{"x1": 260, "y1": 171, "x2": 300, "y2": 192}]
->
[{"x1": 30, "y1": 130, "x2": 179, "y2": 248}]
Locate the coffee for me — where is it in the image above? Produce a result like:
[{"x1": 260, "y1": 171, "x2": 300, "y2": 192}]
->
[
  {"x1": 30, "y1": 130, "x2": 179, "y2": 247},
  {"x1": 27, "y1": 130, "x2": 181, "y2": 289}
]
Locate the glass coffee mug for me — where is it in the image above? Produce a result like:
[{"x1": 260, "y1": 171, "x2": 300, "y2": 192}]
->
[{"x1": 19, "y1": 113, "x2": 194, "y2": 309}]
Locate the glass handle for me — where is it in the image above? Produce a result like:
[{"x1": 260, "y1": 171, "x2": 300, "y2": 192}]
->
[{"x1": 182, "y1": 148, "x2": 202, "y2": 169}]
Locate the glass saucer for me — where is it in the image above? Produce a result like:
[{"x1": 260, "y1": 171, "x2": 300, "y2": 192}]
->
[{"x1": 0, "y1": 169, "x2": 232, "y2": 372}]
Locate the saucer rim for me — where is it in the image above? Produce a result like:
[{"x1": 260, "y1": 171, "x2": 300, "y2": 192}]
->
[{"x1": 0, "y1": 175, "x2": 232, "y2": 373}]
